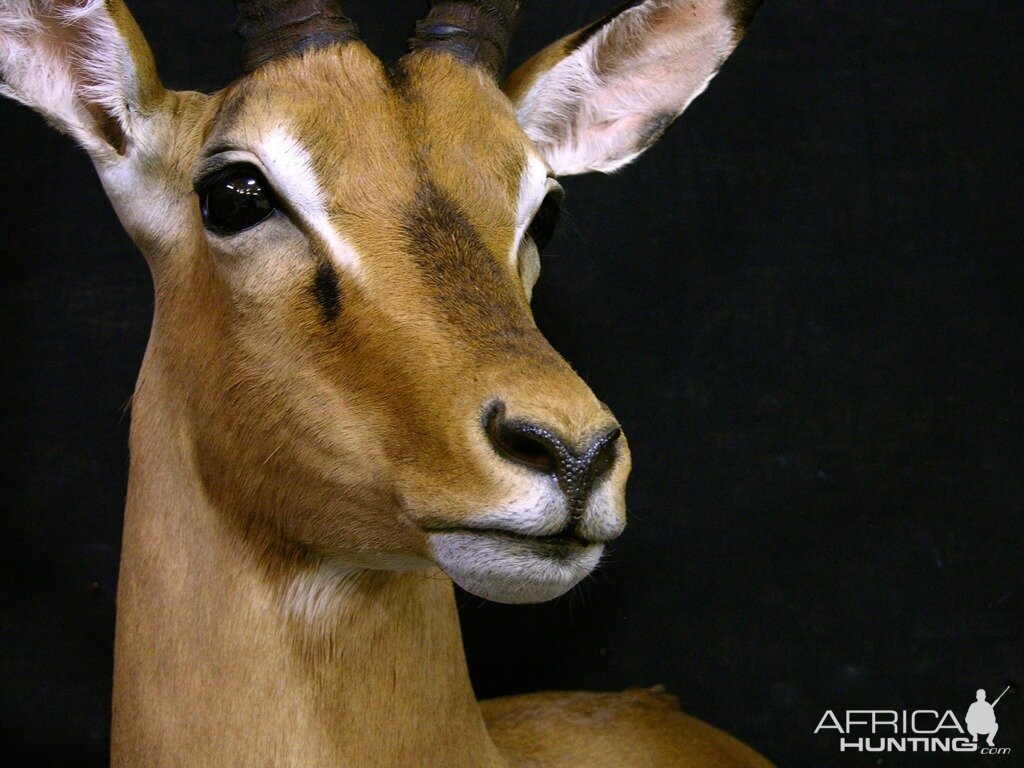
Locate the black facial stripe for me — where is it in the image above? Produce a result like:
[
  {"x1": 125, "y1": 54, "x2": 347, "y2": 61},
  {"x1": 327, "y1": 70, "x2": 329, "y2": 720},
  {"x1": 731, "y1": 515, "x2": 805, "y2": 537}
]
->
[
  {"x1": 311, "y1": 258, "x2": 342, "y2": 323},
  {"x1": 403, "y1": 181, "x2": 540, "y2": 354}
]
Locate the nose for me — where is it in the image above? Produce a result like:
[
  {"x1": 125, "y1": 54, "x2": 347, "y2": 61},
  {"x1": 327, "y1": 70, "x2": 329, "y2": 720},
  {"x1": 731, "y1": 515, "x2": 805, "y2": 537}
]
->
[{"x1": 484, "y1": 402, "x2": 621, "y2": 513}]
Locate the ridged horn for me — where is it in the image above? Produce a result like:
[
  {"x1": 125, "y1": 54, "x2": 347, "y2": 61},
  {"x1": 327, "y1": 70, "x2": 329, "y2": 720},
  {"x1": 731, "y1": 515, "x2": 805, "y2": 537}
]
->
[
  {"x1": 408, "y1": 1, "x2": 522, "y2": 78},
  {"x1": 235, "y1": 0, "x2": 359, "y2": 73}
]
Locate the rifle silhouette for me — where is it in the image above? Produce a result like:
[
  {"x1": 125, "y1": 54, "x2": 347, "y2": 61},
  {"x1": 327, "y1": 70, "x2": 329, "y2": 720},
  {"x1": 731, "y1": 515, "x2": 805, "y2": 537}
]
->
[{"x1": 992, "y1": 685, "x2": 1012, "y2": 708}]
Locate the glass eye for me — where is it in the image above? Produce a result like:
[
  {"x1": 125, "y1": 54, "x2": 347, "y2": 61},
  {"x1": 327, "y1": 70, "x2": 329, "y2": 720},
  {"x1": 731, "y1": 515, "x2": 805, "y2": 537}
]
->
[
  {"x1": 198, "y1": 165, "x2": 277, "y2": 235},
  {"x1": 526, "y1": 188, "x2": 565, "y2": 251}
]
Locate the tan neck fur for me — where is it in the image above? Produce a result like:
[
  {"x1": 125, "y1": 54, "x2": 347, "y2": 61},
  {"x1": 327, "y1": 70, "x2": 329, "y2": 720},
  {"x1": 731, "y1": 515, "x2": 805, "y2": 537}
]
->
[{"x1": 111, "y1": 347, "x2": 507, "y2": 768}]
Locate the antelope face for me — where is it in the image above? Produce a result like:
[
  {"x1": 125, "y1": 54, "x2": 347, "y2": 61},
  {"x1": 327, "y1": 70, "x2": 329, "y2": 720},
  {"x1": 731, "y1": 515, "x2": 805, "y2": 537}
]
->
[
  {"x1": 186, "y1": 47, "x2": 628, "y2": 603},
  {"x1": 0, "y1": 0, "x2": 757, "y2": 603}
]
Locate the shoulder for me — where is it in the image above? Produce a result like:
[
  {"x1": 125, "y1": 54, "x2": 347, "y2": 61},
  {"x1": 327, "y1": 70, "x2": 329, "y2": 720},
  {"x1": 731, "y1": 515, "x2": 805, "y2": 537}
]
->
[{"x1": 480, "y1": 687, "x2": 775, "y2": 768}]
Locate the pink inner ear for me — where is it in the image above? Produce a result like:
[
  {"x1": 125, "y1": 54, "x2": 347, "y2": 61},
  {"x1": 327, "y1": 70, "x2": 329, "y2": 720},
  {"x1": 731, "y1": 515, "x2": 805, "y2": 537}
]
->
[
  {"x1": 594, "y1": 1, "x2": 730, "y2": 74},
  {"x1": 19, "y1": 2, "x2": 129, "y2": 152},
  {"x1": 588, "y1": 0, "x2": 737, "y2": 133},
  {"x1": 64, "y1": 35, "x2": 127, "y2": 152},
  {"x1": 588, "y1": 111, "x2": 649, "y2": 141},
  {"x1": 509, "y1": 0, "x2": 746, "y2": 175}
]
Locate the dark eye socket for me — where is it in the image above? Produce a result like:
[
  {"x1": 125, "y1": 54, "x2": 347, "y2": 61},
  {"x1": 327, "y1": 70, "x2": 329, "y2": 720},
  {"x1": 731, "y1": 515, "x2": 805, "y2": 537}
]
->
[
  {"x1": 197, "y1": 163, "x2": 278, "y2": 235},
  {"x1": 526, "y1": 188, "x2": 564, "y2": 251}
]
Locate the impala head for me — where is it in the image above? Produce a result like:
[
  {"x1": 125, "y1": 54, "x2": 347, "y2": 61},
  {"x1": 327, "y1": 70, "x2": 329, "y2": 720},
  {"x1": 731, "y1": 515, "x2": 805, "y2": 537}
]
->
[{"x1": 1, "y1": 0, "x2": 759, "y2": 604}]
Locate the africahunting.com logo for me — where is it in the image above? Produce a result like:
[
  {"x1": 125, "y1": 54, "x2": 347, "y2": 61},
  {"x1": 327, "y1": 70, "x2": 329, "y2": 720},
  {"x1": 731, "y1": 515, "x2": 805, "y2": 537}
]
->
[{"x1": 814, "y1": 685, "x2": 1015, "y2": 755}]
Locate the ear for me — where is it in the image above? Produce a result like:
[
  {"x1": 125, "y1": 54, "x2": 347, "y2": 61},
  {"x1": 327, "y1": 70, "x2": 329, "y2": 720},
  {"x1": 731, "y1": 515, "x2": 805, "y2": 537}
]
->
[
  {"x1": 0, "y1": 0, "x2": 165, "y2": 160},
  {"x1": 505, "y1": 0, "x2": 761, "y2": 176}
]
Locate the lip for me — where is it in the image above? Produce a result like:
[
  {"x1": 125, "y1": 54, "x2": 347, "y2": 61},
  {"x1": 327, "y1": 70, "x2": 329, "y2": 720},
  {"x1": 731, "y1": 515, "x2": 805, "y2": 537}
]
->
[
  {"x1": 426, "y1": 527, "x2": 606, "y2": 604},
  {"x1": 432, "y1": 525, "x2": 597, "y2": 555}
]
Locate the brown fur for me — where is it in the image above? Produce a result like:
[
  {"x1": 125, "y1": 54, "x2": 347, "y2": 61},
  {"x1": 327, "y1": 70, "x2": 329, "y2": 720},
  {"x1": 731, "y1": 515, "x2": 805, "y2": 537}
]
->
[
  {"x1": 0, "y1": 2, "x2": 772, "y2": 766},
  {"x1": 483, "y1": 689, "x2": 775, "y2": 767}
]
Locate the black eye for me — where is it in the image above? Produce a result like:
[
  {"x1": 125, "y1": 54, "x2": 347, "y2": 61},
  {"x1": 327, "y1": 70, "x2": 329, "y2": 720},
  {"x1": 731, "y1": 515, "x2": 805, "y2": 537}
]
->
[
  {"x1": 198, "y1": 164, "x2": 277, "y2": 235},
  {"x1": 526, "y1": 188, "x2": 564, "y2": 251}
]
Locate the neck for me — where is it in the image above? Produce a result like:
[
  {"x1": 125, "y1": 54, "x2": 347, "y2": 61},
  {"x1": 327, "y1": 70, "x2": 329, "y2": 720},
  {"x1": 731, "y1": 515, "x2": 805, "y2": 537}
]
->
[{"x1": 111, "y1": 360, "x2": 506, "y2": 767}]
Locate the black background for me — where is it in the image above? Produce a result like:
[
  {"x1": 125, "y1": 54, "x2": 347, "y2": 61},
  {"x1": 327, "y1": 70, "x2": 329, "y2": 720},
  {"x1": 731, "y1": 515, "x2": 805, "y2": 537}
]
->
[{"x1": 1, "y1": 2, "x2": 1022, "y2": 766}]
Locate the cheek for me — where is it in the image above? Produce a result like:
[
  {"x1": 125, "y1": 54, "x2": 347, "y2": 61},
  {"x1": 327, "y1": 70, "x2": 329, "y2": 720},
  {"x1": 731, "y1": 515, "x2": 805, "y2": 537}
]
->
[
  {"x1": 190, "y1": 336, "x2": 415, "y2": 554},
  {"x1": 204, "y1": 221, "x2": 345, "y2": 371},
  {"x1": 205, "y1": 214, "x2": 310, "y2": 304},
  {"x1": 180, "y1": 232, "x2": 440, "y2": 555}
]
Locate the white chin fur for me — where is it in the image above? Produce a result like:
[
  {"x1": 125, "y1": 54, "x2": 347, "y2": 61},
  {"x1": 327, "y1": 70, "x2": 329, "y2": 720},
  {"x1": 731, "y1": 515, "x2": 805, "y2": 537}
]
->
[{"x1": 429, "y1": 531, "x2": 604, "y2": 604}]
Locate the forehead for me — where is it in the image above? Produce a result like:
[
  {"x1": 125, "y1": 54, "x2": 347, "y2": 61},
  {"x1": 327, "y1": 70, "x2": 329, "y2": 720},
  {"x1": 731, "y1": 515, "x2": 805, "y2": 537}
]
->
[
  {"x1": 204, "y1": 44, "x2": 536, "y2": 221},
  {"x1": 197, "y1": 44, "x2": 549, "y2": 349}
]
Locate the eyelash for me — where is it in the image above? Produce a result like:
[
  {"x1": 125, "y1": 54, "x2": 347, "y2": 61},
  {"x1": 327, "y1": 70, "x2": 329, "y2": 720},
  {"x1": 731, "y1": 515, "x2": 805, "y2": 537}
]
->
[{"x1": 193, "y1": 162, "x2": 264, "y2": 197}]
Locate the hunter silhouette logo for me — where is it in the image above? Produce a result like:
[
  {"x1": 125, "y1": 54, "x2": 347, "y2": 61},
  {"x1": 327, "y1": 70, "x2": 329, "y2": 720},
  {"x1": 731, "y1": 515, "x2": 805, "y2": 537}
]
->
[
  {"x1": 966, "y1": 686, "x2": 1010, "y2": 747},
  {"x1": 814, "y1": 683, "x2": 1016, "y2": 755}
]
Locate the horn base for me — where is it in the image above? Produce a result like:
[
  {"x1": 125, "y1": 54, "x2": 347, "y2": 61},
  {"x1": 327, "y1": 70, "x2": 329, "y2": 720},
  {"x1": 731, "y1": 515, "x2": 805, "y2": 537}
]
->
[
  {"x1": 236, "y1": 0, "x2": 359, "y2": 73},
  {"x1": 408, "y1": 1, "x2": 521, "y2": 78}
]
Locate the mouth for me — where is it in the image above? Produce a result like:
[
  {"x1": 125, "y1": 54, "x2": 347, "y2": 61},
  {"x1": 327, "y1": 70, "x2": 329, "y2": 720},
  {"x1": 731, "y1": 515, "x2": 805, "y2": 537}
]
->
[
  {"x1": 442, "y1": 524, "x2": 597, "y2": 553},
  {"x1": 426, "y1": 525, "x2": 605, "y2": 604}
]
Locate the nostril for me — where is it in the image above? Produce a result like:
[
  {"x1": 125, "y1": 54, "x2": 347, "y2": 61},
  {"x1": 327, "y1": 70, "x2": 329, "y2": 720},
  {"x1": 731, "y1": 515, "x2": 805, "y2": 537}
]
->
[
  {"x1": 587, "y1": 426, "x2": 621, "y2": 481},
  {"x1": 493, "y1": 430, "x2": 558, "y2": 472},
  {"x1": 483, "y1": 403, "x2": 622, "y2": 501},
  {"x1": 485, "y1": 403, "x2": 560, "y2": 473}
]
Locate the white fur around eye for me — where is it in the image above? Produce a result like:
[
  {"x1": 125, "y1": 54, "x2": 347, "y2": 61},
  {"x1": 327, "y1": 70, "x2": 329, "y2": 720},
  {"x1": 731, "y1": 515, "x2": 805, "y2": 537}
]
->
[
  {"x1": 194, "y1": 132, "x2": 366, "y2": 280},
  {"x1": 260, "y1": 131, "x2": 364, "y2": 280}
]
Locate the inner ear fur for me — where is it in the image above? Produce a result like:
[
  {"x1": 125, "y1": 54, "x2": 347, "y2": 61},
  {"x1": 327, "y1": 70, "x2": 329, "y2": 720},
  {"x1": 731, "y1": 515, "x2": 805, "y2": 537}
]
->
[
  {"x1": 506, "y1": 0, "x2": 761, "y2": 177},
  {"x1": 0, "y1": 0, "x2": 164, "y2": 156}
]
